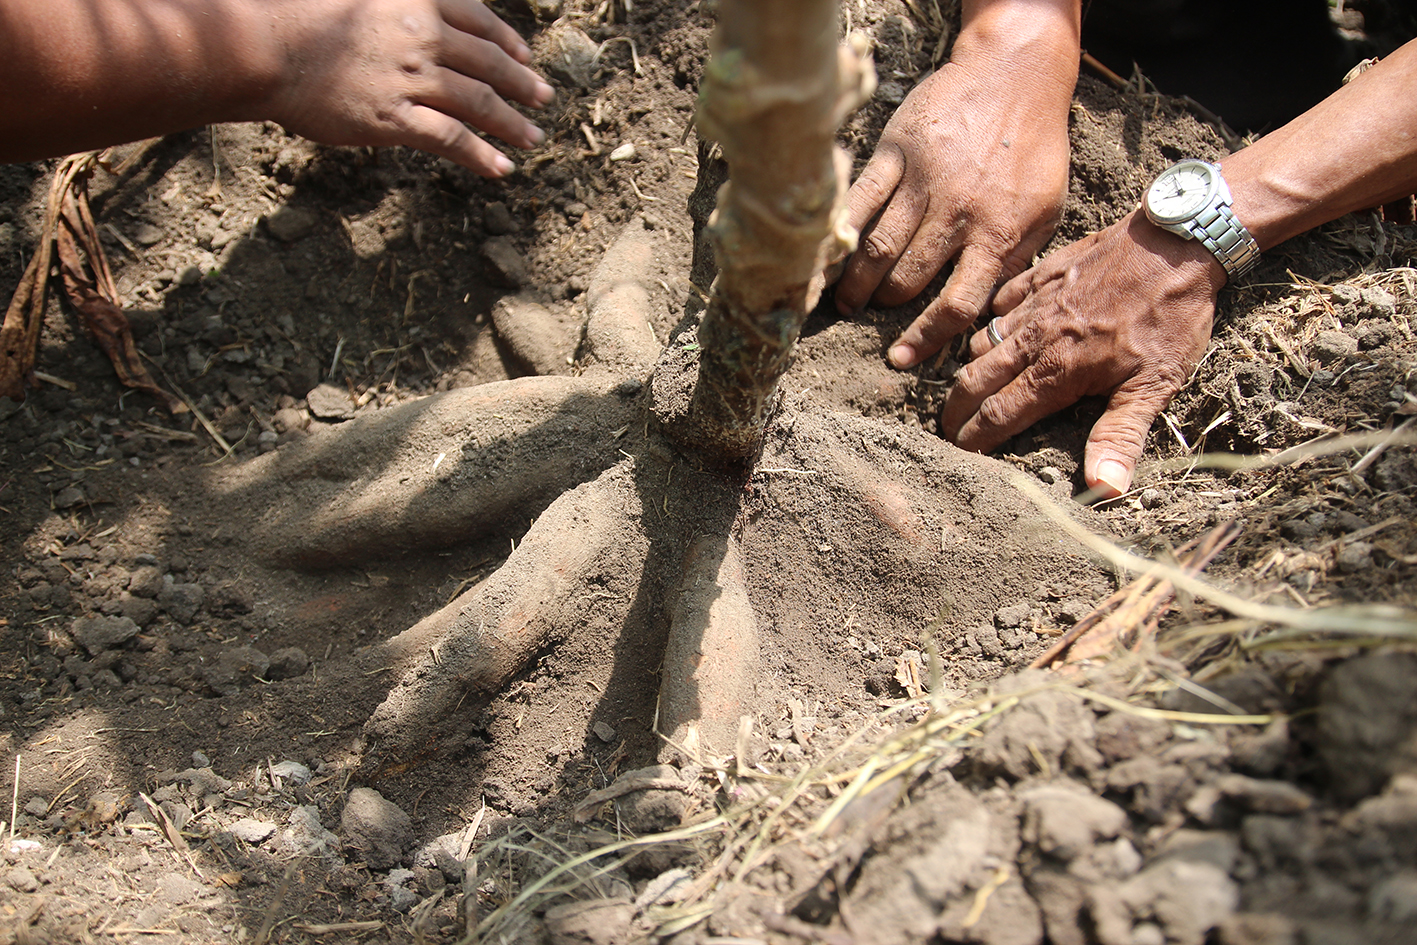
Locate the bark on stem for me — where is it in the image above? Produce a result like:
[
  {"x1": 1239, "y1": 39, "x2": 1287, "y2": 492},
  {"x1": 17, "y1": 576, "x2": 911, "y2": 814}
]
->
[{"x1": 684, "y1": 0, "x2": 872, "y2": 461}]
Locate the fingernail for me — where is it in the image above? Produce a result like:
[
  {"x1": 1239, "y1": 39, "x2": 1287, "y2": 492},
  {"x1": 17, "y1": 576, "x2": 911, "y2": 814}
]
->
[
  {"x1": 527, "y1": 124, "x2": 546, "y2": 146},
  {"x1": 535, "y1": 81, "x2": 555, "y2": 105},
  {"x1": 492, "y1": 154, "x2": 516, "y2": 177},
  {"x1": 888, "y1": 344, "x2": 914, "y2": 369},
  {"x1": 1095, "y1": 459, "x2": 1131, "y2": 497},
  {"x1": 516, "y1": 42, "x2": 532, "y2": 62}
]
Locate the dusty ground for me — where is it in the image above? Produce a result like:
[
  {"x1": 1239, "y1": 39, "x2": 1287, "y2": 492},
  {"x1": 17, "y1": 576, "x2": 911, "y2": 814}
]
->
[{"x1": 0, "y1": 2, "x2": 1415, "y2": 944}]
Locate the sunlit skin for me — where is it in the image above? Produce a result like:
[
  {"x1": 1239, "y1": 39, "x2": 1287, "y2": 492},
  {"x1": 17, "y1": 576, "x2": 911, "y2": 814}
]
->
[
  {"x1": 835, "y1": 0, "x2": 1081, "y2": 366},
  {"x1": 4, "y1": 0, "x2": 1416, "y2": 501},
  {"x1": 839, "y1": 0, "x2": 1417, "y2": 498},
  {"x1": 0, "y1": 0, "x2": 552, "y2": 177}
]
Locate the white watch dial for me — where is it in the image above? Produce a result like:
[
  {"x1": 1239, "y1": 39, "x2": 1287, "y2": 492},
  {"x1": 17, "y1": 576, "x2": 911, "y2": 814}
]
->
[{"x1": 1146, "y1": 161, "x2": 1217, "y2": 225}]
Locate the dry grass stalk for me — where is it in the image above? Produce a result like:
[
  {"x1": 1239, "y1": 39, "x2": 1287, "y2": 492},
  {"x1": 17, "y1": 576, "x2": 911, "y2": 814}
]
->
[
  {"x1": 137, "y1": 791, "x2": 204, "y2": 880},
  {"x1": 493, "y1": 675, "x2": 1273, "y2": 941},
  {"x1": 293, "y1": 920, "x2": 385, "y2": 935},
  {"x1": 1030, "y1": 520, "x2": 1241, "y2": 669},
  {"x1": 1008, "y1": 470, "x2": 1416, "y2": 640}
]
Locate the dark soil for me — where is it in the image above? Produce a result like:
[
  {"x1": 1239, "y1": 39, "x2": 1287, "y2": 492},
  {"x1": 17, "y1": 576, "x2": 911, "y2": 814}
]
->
[{"x1": 0, "y1": 2, "x2": 1414, "y2": 944}]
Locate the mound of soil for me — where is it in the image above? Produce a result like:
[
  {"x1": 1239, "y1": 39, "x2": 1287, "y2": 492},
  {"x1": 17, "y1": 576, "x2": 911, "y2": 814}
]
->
[{"x1": 0, "y1": 2, "x2": 1414, "y2": 944}]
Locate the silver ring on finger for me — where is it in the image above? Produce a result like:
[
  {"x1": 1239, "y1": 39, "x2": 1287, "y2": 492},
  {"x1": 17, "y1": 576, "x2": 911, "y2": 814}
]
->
[{"x1": 986, "y1": 317, "x2": 1005, "y2": 347}]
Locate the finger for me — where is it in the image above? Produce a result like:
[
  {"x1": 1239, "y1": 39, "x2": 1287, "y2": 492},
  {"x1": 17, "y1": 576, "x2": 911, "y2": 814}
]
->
[
  {"x1": 835, "y1": 147, "x2": 908, "y2": 314},
  {"x1": 844, "y1": 144, "x2": 905, "y2": 233},
  {"x1": 1082, "y1": 376, "x2": 1174, "y2": 499},
  {"x1": 950, "y1": 357, "x2": 1082, "y2": 454},
  {"x1": 443, "y1": 27, "x2": 554, "y2": 108},
  {"x1": 993, "y1": 265, "x2": 1036, "y2": 315},
  {"x1": 938, "y1": 333, "x2": 1032, "y2": 441},
  {"x1": 887, "y1": 242, "x2": 999, "y2": 368},
  {"x1": 442, "y1": 0, "x2": 534, "y2": 65},
  {"x1": 968, "y1": 310, "x2": 1014, "y2": 361},
  {"x1": 398, "y1": 105, "x2": 518, "y2": 177},
  {"x1": 423, "y1": 69, "x2": 545, "y2": 150}
]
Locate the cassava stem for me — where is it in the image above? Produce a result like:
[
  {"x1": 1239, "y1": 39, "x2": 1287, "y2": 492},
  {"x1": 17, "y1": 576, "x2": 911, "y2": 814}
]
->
[{"x1": 682, "y1": 0, "x2": 873, "y2": 461}]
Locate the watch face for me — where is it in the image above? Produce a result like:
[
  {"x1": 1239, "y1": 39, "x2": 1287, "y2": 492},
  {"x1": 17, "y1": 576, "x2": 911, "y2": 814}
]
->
[{"x1": 1145, "y1": 161, "x2": 1218, "y2": 225}]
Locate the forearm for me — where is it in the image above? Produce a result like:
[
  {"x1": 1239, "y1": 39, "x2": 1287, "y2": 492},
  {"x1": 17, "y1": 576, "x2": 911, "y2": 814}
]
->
[
  {"x1": 955, "y1": 0, "x2": 1082, "y2": 106},
  {"x1": 1225, "y1": 38, "x2": 1417, "y2": 250},
  {"x1": 0, "y1": 0, "x2": 286, "y2": 162}
]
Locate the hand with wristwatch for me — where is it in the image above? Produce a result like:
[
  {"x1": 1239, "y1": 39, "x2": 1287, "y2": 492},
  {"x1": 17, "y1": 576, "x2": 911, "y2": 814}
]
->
[
  {"x1": 936, "y1": 36, "x2": 1417, "y2": 500},
  {"x1": 1141, "y1": 159, "x2": 1261, "y2": 282}
]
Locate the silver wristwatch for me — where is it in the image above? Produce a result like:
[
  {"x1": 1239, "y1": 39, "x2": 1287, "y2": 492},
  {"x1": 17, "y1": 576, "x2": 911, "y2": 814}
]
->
[{"x1": 1142, "y1": 159, "x2": 1260, "y2": 280}]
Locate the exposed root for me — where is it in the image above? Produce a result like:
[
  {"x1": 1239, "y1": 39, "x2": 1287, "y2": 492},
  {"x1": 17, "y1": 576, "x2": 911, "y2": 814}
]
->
[
  {"x1": 584, "y1": 217, "x2": 665, "y2": 376},
  {"x1": 490, "y1": 293, "x2": 579, "y2": 376},
  {"x1": 219, "y1": 375, "x2": 639, "y2": 567},
  {"x1": 657, "y1": 533, "x2": 760, "y2": 764},
  {"x1": 364, "y1": 461, "x2": 651, "y2": 758}
]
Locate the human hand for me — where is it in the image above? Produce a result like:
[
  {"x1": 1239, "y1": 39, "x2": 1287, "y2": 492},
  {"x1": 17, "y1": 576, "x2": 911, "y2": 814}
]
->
[
  {"x1": 834, "y1": 45, "x2": 1072, "y2": 368},
  {"x1": 265, "y1": 0, "x2": 554, "y2": 177},
  {"x1": 941, "y1": 212, "x2": 1226, "y2": 498}
]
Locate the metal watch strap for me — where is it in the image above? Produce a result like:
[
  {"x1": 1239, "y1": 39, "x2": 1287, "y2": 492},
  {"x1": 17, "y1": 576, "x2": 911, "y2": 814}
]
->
[{"x1": 1184, "y1": 201, "x2": 1260, "y2": 280}]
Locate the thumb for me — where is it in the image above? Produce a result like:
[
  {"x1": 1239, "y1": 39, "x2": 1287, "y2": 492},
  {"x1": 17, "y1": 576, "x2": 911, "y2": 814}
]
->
[{"x1": 1083, "y1": 378, "x2": 1172, "y2": 499}]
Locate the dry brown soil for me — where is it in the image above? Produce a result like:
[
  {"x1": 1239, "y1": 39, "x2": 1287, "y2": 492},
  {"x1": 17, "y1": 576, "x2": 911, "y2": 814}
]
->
[{"x1": 0, "y1": 2, "x2": 1415, "y2": 944}]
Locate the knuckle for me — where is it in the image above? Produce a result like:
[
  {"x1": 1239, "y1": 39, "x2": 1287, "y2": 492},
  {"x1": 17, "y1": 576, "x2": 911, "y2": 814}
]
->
[
  {"x1": 1090, "y1": 425, "x2": 1148, "y2": 457},
  {"x1": 968, "y1": 333, "x2": 989, "y2": 360},
  {"x1": 851, "y1": 170, "x2": 891, "y2": 205},
  {"x1": 937, "y1": 290, "x2": 985, "y2": 327},
  {"x1": 1029, "y1": 348, "x2": 1068, "y2": 382},
  {"x1": 858, "y1": 230, "x2": 900, "y2": 265},
  {"x1": 975, "y1": 396, "x2": 1012, "y2": 431},
  {"x1": 953, "y1": 362, "x2": 986, "y2": 396},
  {"x1": 465, "y1": 83, "x2": 501, "y2": 119}
]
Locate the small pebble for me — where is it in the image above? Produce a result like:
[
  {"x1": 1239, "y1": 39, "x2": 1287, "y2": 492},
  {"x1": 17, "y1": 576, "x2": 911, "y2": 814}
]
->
[
  {"x1": 70, "y1": 615, "x2": 140, "y2": 656},
  {"x1": 1336, "y1": 540, "x2": 1374, "y2": 574},
  {"x1": 593, "y1": 720, "x2": 617, "y2": 743},
  {"x1": 85, "y1": 791, "x2": 122, "y2": 825},
  {"x1": 1056, "y1": 598, "x2": 1093, "y2": 625},
  {"x1": 876, "y1": 80, "x2": 906, "y2": 105},
  {"x1": 385, "y1": 869, "x2": 419, "y2": 912},
  {"x1": 132, "y1": 223, "x2": 164, "y2": 246},
  {"x1": 1310, "y1": 329, "x2": 1358, "y2": 362},
  {"x1": 267, "y1": 647, "x2": 310, "y2": 680},
  {"x1": 228, "y1": 819, "x2": 277, "y2": 844},
  {"x1": 264, "y1": 206, "x2": 317, "y2": 242},
  {"x1": 270, "y1": 760, "x2": 312, "y2": 786},
  {"x1": 483, "y1": 201, "x2": 517, "y2": 235},
  {"x1": 341, "y1": 788, "x2": 414, "y2": 871},
  {"x1": 994, "y1": 603, "x2": 1030, "y2": 629},
  {"x1": 52, "y1": 486, "x2": 86, "y2": 509},
  {"x1": 481, "y1": 237, "x2": 530, "y2": 288},
  {"x1": 5, "y1": 866, "x2": 39, "y2": 893},
  {"x1": 159, "y1": 582, "x2": 205, "y2": 624}
]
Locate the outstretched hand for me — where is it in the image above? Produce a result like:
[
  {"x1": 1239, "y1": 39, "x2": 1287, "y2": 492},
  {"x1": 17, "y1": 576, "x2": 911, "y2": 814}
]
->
[
  {"x1": 266, "y1": 0, "x2": 554, "y2": 177},
  {"x1": 941, "y1": 212, "x2": 1226, "y2": 498},
  {"x1": 834, "y1": 26, "x2": 1075, "y2": 369}
]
